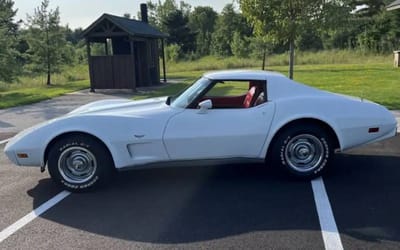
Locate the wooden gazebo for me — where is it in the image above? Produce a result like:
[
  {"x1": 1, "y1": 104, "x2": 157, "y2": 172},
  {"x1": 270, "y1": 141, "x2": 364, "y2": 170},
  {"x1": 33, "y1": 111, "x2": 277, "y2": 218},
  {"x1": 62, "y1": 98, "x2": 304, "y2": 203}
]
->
[{"x1": 82, "y1": 9, "x2": 167, "y2": 91}]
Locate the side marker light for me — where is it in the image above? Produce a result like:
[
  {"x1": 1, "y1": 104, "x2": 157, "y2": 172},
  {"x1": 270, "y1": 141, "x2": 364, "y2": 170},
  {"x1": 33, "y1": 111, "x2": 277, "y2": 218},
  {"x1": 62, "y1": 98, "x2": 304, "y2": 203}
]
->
[
  {"x1": 368, "y1": 127, "x2": 379, "y2": 133},
  {"x1": 17, "y1": 153, "x2": 28, "y2": 158}
]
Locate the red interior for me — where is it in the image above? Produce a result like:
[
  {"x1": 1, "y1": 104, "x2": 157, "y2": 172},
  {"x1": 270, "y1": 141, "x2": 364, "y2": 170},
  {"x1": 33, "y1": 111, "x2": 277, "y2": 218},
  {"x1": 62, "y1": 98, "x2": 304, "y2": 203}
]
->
[
  {"x1": 243, "y1": 86, "x2": 256, "y2": 108},
  {"x1": 199, "y1": 81, "x2": 265, "y2": 109},
  {"x1": 203, "y1": 95, "x2": 246, "y2": 108}
]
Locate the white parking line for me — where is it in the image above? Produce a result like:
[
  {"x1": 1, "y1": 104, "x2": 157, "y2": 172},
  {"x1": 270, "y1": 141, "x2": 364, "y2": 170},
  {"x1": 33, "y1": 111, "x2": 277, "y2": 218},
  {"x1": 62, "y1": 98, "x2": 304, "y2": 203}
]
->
[
  {"x1": 0, "y1": 191, "x2": 70, "y2": 243},
  {"x1": 311, "y1": 177, "x2": 343, "y2": 250}
]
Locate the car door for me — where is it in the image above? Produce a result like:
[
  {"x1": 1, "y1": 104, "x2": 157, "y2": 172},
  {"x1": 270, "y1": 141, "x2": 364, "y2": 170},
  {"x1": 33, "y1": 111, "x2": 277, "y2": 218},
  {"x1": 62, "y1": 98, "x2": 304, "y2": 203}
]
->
[{"x1": 163, "y1": 103, "x2": 275, "y2": 160}]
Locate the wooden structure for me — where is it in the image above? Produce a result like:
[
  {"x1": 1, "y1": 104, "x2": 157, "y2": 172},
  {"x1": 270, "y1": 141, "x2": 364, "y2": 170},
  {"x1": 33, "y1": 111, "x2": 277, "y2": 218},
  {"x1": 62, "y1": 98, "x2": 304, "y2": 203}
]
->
[
  {"x1": 387, "y1": 1, "x2": 400, "y2": 67},
  {"x1": 82, "y1": 10, "x2": 167, "y2": 91}
]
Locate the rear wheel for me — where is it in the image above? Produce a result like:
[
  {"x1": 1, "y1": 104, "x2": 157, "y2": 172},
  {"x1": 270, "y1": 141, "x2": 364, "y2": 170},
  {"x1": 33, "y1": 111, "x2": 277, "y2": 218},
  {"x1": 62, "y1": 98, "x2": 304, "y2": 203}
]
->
[
  {"x1": 47, "y1": 135, "x2": 114, "y2": 192},
  {"x1": 270, "y1": 124, "x2": 333, "y2": 179}
]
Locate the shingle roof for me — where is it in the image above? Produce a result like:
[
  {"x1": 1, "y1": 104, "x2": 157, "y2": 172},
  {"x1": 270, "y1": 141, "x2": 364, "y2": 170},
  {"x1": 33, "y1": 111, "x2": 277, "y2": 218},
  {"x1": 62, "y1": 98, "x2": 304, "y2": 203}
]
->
[
  {"x1": 387, "y1": 0, "x2": 400, "y2": 10},
  {"x1": 82, "y1": 13, "x2": 167, "y2": 39}
]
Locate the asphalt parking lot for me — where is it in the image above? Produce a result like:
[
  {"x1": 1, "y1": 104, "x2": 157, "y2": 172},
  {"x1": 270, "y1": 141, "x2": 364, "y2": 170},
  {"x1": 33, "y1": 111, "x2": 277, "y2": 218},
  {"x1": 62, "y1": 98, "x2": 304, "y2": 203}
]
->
[{"x1": 0, "y1": 91, "x2": 399, "y2": 249}]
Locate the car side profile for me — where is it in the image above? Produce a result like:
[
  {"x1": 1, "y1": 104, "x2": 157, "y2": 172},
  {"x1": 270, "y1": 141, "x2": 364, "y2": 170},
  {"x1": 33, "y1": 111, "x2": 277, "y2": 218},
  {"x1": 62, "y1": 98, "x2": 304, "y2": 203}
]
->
[{"x1": 4, "y1": 70, "x2": 398, "y2": 192}]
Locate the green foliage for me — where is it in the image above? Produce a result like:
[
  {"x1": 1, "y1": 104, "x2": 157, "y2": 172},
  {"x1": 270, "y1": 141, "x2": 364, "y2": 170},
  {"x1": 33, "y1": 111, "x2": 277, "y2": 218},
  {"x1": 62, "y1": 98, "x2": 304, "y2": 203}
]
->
[
  {"x1": 240, "y1": 0, "x2": 327, "y2": 78},
  {"x1": 189, "y1": 6, "x2": 217, "y2": 56},
  {"x1": 211, "y1": 4, "x2": 252, "y2": 57},
  {"x1": 165, "y1": 50, "x2": 392, "y2": 73},
  {"x1": 0, "y1": 0, "x2": 19, "y2": 83},
  {"x1": 355, "y1": 9, "x2": 400, "y2": 53},
  {"x1": 163, "y1": 9, "x2": 196, "y2": 53},
  {"x1": 231, "y1": 32, "x2": 251, "y2": 58},
  {"x1": 146, "y1": 0, "x2": 187, "y2": 32},
  {"x1": 25, "y1": 0, "x2": 67, "y2": 85},
  {"x1": 195, "y1": 31, "x2": 213, "y2": 56},
  {"x1": 165, "y1": 44, "x2": 181, "y2": 62},
  {"x1": 296, "y1": 26, "x2": 323, "y2": 51}
]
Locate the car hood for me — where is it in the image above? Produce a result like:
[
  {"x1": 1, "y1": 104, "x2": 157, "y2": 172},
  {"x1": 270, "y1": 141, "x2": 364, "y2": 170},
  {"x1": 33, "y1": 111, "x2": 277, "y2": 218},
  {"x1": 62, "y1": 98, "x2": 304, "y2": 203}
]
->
[{"x1": 68, "y1": 96, "x2": 170, "y2": 116}]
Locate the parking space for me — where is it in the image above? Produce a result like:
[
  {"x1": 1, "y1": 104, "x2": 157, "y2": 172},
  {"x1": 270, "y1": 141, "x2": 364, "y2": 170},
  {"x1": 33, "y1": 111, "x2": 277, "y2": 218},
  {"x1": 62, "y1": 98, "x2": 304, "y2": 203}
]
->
[
  {"x1": 325, "y1": 137, "x2": 400, "y2": 250},
  {"x1": 0, "y1": 91, "x2": 399, "y2": 249},
  {"x1": 0, "y1": 147, "x2": 325, "y2": 249},
  {"x1": 1, "y1": 137, "x2": 400, "y2": 249},
  {"x1": 0, "y1": 146, "x2": 62, "y2": 231}
]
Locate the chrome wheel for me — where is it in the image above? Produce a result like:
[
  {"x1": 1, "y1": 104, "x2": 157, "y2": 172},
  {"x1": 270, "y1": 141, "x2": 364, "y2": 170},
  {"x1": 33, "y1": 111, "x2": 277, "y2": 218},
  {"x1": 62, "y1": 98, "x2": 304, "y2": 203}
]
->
[
  {"x1": 58, "y1": 146, "x2": 97, "y2": 184},
  {"x1": 284, "y1": 134, "x2": 324, "y2": 173}
]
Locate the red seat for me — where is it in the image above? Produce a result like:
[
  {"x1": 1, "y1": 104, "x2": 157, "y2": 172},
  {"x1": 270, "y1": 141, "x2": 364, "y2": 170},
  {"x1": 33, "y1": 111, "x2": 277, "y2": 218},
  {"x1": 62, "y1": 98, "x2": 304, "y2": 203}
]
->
[{"x1": 243, "y1": 86, "x2": 256, "y2": 108}]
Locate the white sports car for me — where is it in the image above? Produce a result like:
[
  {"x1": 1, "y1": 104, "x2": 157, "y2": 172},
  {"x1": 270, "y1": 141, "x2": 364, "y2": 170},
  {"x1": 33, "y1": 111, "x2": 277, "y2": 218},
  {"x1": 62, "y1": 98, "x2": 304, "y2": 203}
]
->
[{"x1": 4, "y1": 70, "x2": 398, "y2": 192}]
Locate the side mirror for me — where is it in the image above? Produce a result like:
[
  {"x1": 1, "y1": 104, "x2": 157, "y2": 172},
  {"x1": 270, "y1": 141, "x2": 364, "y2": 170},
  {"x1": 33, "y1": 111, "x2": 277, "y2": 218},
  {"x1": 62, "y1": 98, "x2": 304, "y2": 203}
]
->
[{"x1": 197, "y1": 99, "x2": 212, "y2": 114}]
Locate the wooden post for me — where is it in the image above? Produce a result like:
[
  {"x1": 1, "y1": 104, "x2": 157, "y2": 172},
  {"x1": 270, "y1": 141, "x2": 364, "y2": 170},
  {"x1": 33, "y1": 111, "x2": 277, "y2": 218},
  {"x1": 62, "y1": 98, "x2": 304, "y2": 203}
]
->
[
  {"x1": 161, "y1": 39, "x2": 167, "y2": 83},
  {"x1": 105, "y1": 39, "x2": 109, "y2": 56},
  {"x1": 288, "y1": 38, "x2": 294, "y2": 79},
  {"x1": 130, "y1": 39, "x2": 136, "y2": 91},
  {"x1": 86, "y1": 39, "x2": 95, "y2": 92},
  {"x1": 262, "y1": 48, "x2": 266, "y2": 70},
  {"x1": 394, "y1": 51, "x2": 400, "y2": 67}
]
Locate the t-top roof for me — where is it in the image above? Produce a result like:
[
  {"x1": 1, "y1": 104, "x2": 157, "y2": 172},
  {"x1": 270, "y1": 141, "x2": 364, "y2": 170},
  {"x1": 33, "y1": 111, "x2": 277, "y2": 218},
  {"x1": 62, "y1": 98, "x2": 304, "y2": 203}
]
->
[
  {"x1": 387, "y1": 0, "x2": 400, "y2": 11},
  {"x1": 82, "y1": 13, "x2": 167, "y2": 39},
  {"x1": 203, "y1": 70, "x2": 285, "y2": 81}
]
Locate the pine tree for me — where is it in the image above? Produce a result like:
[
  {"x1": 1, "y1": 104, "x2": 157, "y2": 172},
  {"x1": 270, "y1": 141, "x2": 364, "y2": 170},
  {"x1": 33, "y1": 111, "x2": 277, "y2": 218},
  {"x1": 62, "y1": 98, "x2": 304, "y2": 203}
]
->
[
  {"x1": 25, "y1": 0, "x2": 66, "y2": 85},
  {"x1": 0, "y1": 0, "x2": 19, "y2": 82}
]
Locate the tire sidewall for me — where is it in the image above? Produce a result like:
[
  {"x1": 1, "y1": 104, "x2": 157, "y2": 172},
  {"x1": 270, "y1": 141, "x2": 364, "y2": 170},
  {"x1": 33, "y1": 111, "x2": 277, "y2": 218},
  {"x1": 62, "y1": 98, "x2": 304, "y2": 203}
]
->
[{"x1": 48, "y1": 136, "x2": 112, "y2": 192}]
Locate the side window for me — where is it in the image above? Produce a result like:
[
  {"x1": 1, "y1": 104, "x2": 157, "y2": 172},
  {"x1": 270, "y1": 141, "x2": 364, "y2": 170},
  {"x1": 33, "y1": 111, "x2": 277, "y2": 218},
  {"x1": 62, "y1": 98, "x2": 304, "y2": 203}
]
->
[
  {"x1": 206, "y1": 81, "x2": 249, "y2": 97},
  {"x1": 202, "y1": 80, "x2": 266, "y2": 109}
]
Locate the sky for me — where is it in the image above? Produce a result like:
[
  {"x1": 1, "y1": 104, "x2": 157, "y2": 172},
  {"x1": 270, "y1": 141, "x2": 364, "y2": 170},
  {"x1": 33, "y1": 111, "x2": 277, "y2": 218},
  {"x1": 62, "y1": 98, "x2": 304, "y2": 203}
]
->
[{"x1": 13, "y1": 0, "x2": 236, "y2": 29}]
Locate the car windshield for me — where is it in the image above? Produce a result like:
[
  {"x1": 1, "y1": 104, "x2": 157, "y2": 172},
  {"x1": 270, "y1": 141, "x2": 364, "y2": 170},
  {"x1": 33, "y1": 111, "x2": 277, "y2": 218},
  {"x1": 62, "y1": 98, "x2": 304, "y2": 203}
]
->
[{"x1": 170, "y1": 77, "x2": 212, "y2": 108}]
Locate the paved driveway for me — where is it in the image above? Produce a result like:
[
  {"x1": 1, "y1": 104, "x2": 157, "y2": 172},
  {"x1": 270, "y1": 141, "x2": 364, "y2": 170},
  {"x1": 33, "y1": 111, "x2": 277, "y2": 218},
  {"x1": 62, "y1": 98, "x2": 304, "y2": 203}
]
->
[
  {"x1": 0, "y1": 92, "x2": 399, "y2": 249},
  {"x1": 0, "y1": 89, "x2": 133, "y2": 140}
]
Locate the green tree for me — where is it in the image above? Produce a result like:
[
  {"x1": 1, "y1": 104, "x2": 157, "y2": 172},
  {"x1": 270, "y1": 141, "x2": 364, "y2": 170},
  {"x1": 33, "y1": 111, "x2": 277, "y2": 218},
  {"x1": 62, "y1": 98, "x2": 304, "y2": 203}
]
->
[
  {"x1": 146, "y1": 0, "x2": 191, "y2": 32},
  {"x1": 319, "y1": 1, "x2": 354, "y2": 50},
  {"x1": 0, "y1": 0, "x2": 19, "y2": 82},
  {"x1": 25, "y1": 0, "x2": 67, "y2": 85},
  {"x1": 189, "y1": 6, "x2": 217, "y2": 56},
  {"x1": 351, "y1": 0, "x2": 400, "y2": 53},
  {"x1": 231, "y1": 31, "x2": 252, "y2": 58},
  {"x1": 240, "y1": 0, "x2": 325, "y2": 79},
  {"x1": 211, "y1": 4, "x2": 252, "y2": 57},
  {"x1": 163, "y1": 9, "x2": 196, "y2": 54}
]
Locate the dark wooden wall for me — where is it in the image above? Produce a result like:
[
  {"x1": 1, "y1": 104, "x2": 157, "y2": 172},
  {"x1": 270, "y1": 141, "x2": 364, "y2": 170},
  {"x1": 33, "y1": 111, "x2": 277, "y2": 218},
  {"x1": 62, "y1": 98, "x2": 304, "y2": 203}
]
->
[
  {"x1": 90, "y1": 55, "x2": 135, "y2": 89},
  {"x1": 88, "y1": 37, "x2": 162, "y2": 90}
]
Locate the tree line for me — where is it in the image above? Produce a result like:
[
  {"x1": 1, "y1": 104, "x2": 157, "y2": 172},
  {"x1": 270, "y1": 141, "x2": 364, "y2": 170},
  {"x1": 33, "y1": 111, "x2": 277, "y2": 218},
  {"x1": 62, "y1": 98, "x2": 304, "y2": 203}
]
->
[
  {"x1": 1, "y1": 0, "x2": 399, "y2": 83},
  {"x1": 0, "y1": 0, "x2": 85, "y2": 84}
]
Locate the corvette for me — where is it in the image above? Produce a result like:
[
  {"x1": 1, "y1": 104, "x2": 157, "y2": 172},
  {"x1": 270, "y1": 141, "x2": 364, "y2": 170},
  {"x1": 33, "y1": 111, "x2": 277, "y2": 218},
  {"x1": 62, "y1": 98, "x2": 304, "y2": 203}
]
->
[{"x1": 4, "y1": 70, "x2": 397, "y2": 192}]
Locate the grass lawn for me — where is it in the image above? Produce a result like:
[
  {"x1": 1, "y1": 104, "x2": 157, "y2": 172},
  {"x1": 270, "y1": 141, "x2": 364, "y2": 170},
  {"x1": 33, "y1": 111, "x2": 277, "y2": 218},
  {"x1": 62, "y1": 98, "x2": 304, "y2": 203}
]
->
[
  {"x1": 0, "y1": 64, "x2": 89, "y2": 109},
  {"x1": 134, "y1": 63, "x2": 400, "y2": 110},
  {"x1": 0, "y1": 52, "x2": 399, "y2": 110},
  {"x1": 0, "y1": 80, "x2": 89, "y2": 109}
]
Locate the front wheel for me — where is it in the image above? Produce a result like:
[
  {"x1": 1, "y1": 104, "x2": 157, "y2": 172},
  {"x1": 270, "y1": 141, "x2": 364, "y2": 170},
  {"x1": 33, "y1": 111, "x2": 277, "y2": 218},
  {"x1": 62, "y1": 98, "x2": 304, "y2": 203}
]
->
[
  {"x1": 47, "y1": 135, "x2": 114, "y2": 192},
  {"x1": 270, "y1": 124, "x2": 333, "y2": 179}
]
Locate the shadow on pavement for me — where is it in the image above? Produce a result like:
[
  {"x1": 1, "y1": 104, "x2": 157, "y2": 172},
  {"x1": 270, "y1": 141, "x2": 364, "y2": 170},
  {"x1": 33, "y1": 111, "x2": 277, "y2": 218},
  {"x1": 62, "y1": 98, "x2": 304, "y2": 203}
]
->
[
  {"x1": 325, "y1": 152, "x2": 400, "y2": 247},
  {"x1": 27, "y1": 148, "x2": 400, "y2": 246},
  {"x1": 28, "y1": 164, "x2": 322, "y2": 244}
]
